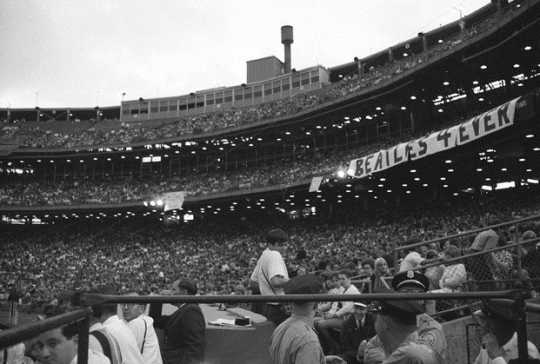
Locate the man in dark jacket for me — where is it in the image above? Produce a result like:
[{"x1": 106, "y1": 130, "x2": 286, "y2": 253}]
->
[
  {"x1": 150, "y1": 279, "x2": 205, "y2": 364},
  {"x1": 340, "y1": 302, "x2": 375, "y2": 364}
]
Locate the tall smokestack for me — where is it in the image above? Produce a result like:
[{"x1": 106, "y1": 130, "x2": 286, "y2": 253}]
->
[{"x1": 281, "y1": 25, "x2": 293, "y2": 73}]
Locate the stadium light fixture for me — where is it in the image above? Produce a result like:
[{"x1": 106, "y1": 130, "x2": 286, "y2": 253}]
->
[
  {"x1": 410, "y1": 95, "x2": 417, "y2": 100},
  {"x1": 377, "y1": 184, "x2": 384, "y2": 188},
  {"x1": 443, "y1": 81, "x2": 450, "y2": 86},
  {"x1": 368, "y1": 189, "x2": 373, "y2": 193},
  {"x1": 526, "y1": 134, "x2": 535, "y2": 138},
  {"x1": 524, "y1": 45, "x2": 532, "y2": 51},
  {"x1": 513, "y1": 64, "x2": 520, "y2": 69},
  {"x1": 410, "y1": 169, "x2": 416, "y2": 173},
  {"x1": 437, "y1": 108, "x2": 444, "y2": 113},
  {"x1": 476, "y1": 168, "x2": 483, "y2": 172},
  {"x1": 376, "y1": 107, "x2": 382, "y2": 111},
  {"x1": 526, "y1": 169, "x2": 533, "y2": 172},
  {"x1": 519, "y1": 158, "x2": 526, "y2": 162},
  {"x1": 400, "y1": 106, "x2": 407, "y2": 111},
  {"x1": 406, "y1": 190, "x2": 411, "y2": 194},
  {"x1": 440, "y1": 177, "x2": 446, "y2": 181},
  {"x1": 373, "y1": 196, "x2": 378, "y2": 199},
  {"x1": 527, "y1": 179, "x2": 539, "y2": 184},
  {"x1": 386, "y1": 189, "x2": 392, "y2": 193},
  {"x1": 414, "y1": 177, "x2": 420, "y2": 181},
  {"x1": 445, "y1": 159, "x2": 452, "y2": 164},
  {"x1": 472, "y1": 80, "x2": 479, "y2": 85},
  {"x1": 533, "y1": 148, "x2": 540, "y2": 152},
  {"x1": 448, "y1": 168, "x2": 454, "y2": 173},
  {"x1": 337, "y1": 169, "x2": 346, "y2": 178},
  {"x1": 66, "y1": 159, "x2": 71, "y2": 163},
  {"x1": 401, "y1": 183, "x2": 408, "y2": 187},
  {"x1": 478, "y1": 98, "x2": 485, "y2": 102},
  {"x1": 422, "y1": 183, "x2": 428, "y2": 187},
  {"x1": 480, "y1": 65, "x2": 487, "y2": 70}
]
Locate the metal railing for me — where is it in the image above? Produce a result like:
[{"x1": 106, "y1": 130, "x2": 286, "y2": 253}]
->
[{"x1": 0, "y1": 307, "x2": 91, "y2": 364}]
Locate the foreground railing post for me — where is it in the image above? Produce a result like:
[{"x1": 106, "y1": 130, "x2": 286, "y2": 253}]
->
[
  {"x1": 515, "y1": 293, "x2": 528, "y2": 362},
  {"x1": 77, "y1": 315, "x2": 90, "y2": 364}
]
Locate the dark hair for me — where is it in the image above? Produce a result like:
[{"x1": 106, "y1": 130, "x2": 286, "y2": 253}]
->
[
  {"x1": 362, "y1": 259, "x2": 375, "y2": 270},
  {"x1": 41, "y1": 304, "x2": 78, "y2": 339}
]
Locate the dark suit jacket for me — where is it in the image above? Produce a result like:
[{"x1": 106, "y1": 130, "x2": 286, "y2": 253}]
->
[
  {"x1": 340, "y1": 313, "x2": 375, "y2": 364},
  {"x1": 150, "y1": 303, "x2": 206, "y2": 364}
]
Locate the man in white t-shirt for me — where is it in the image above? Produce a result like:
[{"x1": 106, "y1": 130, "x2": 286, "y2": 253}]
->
[
  {"x1": 122, "y1": 293, "x2": 163, "y2": 364},
  {"x1": 315, "y1": 271, "x2": 360, "y2": 354},
  {"x1": 250, "y1": 228, "x2": 290, "y2": 325}
]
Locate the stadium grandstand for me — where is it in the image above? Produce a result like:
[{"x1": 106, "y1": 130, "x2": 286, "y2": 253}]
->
[{"x1": 2, "y1": 0, "x2": 540, "y2": 363}]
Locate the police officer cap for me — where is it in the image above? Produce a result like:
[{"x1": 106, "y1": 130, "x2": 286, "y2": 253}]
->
[
  {"x1": 267, "y1": 228, "x2": 288, "y2": 244},
  {"x1": 392, "y1": 270, "x2": 430, "y2": 292},
  {"x1": 284, "y1": 274, "x2": 323, "y2": 295},
  {"x1": 379, "y1": 299, "x2": 425, "y2": 325}
]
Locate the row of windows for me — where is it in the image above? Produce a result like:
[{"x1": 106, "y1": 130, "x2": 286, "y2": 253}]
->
[{"x1": 122, "y1": 70, "x2": 322, "y2": 116}]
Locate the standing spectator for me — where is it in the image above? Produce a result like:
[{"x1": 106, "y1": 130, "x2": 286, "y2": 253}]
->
[
  {"x1": 150, "y1": 279, "x2": 205, "y2": 364},
  {"x1": 468, "y1": 219, "x2": 499, "y2": 290},
  {"x1": 250, "y1": 228, "x2": 290, "y2": 325},
  {"x1": 122, "y1": 292, "x2": 163, "y2": 364},
  {"x1": 269, "y1": 274, "x2": 345, "y2": 364}
]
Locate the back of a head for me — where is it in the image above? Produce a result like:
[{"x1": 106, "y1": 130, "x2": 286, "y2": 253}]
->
[
  {"x1": 284, "y1": 274, "x2": 323, "y2": 307},
  {"x1": 92, "y1": 285, "x2": 118, "y2": 317},
  {"x1": 266, "y1": 228, "x2": 288, "y2": 245},
  {"x1": 444, "y1": 244, "x2": 460, "y2": 259}
]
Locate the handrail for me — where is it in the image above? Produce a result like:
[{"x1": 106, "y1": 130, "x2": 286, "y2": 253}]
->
[
  {"x1": 80, "y1": 290, "x2": 518, "y2": 306},
  {"x1": 418, "y1": 236, "x2": 540, "y2": 271},
  {"x1": 0, "y1": 307, "x2": 91, "y2": 364},
  {"x1": 396, "y1": 212, "x2": 540, "y2": 252}
]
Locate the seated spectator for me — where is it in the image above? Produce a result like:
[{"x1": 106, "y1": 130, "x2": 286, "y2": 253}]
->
[
  {"x1": 315, "y1": 271, "x2": 360, "y2": 355},
  {"x1": 370, "y1": 258, "x2": 391, "y2": 293},
  {"x1": 339, "y1": 302, "x2": 375, "y2": 364},
  {"x1": 436, "y1": 245, "x2": 467, "y2": 293},
  {"x1": 473, "y1": 300, "x2": 540, "y2": 363}
]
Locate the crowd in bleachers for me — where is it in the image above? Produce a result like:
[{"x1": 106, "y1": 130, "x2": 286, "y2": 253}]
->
[
  {"x1": 0, "y1": 10, "x2": 503, "y2": 149},
  {"x1": 2, "y1": 190, "x2": 539, "y2": 310},
  {"x1": 0, "y1": 135, "x2": 404, "y2": 206}
]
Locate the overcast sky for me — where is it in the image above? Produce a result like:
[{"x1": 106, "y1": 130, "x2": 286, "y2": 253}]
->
[{"x1": 0, "y1": 0, "x2": 490, "y2": 108}]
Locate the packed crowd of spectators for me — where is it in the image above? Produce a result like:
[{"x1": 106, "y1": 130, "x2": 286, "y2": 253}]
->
[
  {"x1": 1, "y1": 190, "x2": 539, "y2": 310},
  {"x1": 0, "y1": 7, "x2": 505, "y2": 149},
  {"x1": 0, "y1": 134, "x2": 404, "y2": 206}
]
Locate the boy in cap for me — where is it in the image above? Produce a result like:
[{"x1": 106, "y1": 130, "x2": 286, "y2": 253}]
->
[
  {"x1": 269, "y1": 274, "x2": 345, "y2": 364},
  {"x1": 251, "y1": 228, "x2": 291, "y2": 325}
]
